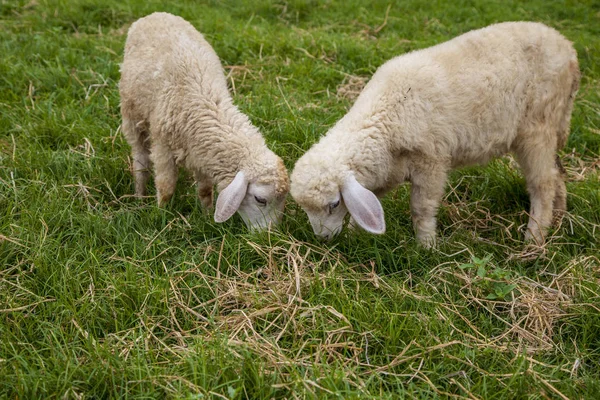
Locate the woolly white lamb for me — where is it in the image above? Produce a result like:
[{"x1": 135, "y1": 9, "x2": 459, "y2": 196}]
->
[
  {"x1": 291, "y1": 22, "x2": 580, "y2": 245},
  {"x1": 119, "y1": 12, "x2": 289, "y2": 230}
]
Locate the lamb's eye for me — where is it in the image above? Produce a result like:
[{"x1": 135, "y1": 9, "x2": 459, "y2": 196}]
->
[
  {"x1": 254, "y1": 195, "x2": 267, "y2": 206},
  {"x1": 328, "y1": 199, "x2": 340, "y2": 214}
]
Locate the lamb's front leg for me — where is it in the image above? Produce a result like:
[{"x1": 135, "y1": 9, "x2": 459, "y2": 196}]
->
[
  {"x1": 409, "y1": 164, "x2": 448, "y2": 248},
  {"x1": 122, "y1": 117, "x2": 151, "y2": 197},
  {"x1": 151, "y1": 142, "x2": 178, "y2": 207},
  {"x1": 194, "y1": 169, "x2": 214, "y2": 211}
]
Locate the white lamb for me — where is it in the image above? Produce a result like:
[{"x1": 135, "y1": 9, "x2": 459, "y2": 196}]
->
[
  {"x1": 291, "y1": 22, "x2": 580, "y2": 245},
  {"x1": 119, "y1": 12, "x2": 289, "y2": 230}
]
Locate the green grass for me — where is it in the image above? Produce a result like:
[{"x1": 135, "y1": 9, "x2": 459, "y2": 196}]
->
[{"x1": 1, "y1": 0, "x2": 599, "y2": 398}]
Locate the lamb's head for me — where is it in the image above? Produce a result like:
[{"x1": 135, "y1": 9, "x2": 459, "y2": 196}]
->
[
  {"x1": 291, "y1": 155, "x2": 385, "y2": 240},
  {"x1": 214, "y1": 153, "x2": 289, "y2": 231}
]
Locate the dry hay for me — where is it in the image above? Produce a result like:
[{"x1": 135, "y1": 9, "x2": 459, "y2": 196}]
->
[
  {"x1": 59, "y1": 219, "x2": 597, "y2": 398},
  {"x1": 431, "y1": 255, "x2": 599, "y2": 353},
  {"x1": 96, "y1": 237, "x2": 598, "y2": 363},
  {"x1": 336, "y1": 74, "x2": 368, "y2": 101},
  {"x1": 5, "y1": 231, "x2": 591, "y2": 398},
  {"x1": 158, "y1": 238, "x2": 375, "y2": 375},
  {"x1": 563, "y1": 149, "x2": 600, "y2": 182}
]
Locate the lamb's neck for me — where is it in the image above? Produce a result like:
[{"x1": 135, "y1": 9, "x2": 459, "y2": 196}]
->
[
  {"x1": 183, "y1": 99, "x2": 264, "y2": 188},
  {"x1": 330, "y1": 123, "x2": 393, "y2": 191}
]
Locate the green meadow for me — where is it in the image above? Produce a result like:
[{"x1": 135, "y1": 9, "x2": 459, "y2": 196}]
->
[{"x1": 1, "y1": 0, "x2": 599, "y2": 398}]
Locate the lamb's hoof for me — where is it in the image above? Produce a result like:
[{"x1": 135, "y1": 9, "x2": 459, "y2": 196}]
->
[
  {"x1": 552, "y1": 210, "x2": 566, "y2": 227},
  {"x1": 134, "y1": 187, "x2": 147, "y2": 199},
  {"x1": 524, "y1": 228, "x2": 545, "y2": 246},
  {"x1": 157, "y1": 192, "x2": 173, "y2": 207},
  {"x1": 417, "y1": 234, "x2": 437, "y2": 249}
]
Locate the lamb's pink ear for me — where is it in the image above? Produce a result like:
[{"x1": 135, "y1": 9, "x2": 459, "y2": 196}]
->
[
  {"x1": 214, "y1": 171, "x2": 248, "y2": 223},
  {"x1": 341, "y1": 175, "x2": 385, "y2": 234}
]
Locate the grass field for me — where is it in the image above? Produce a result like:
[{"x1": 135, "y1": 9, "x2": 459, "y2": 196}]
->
[{"x1": 1, "y1": 0, "x2": 599, "y2": 398}]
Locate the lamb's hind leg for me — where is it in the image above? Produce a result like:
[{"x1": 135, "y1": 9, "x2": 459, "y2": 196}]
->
[
  {"x1": 122, "y1": 117, "x2": 151, "y2": 197},
  {"x1": 194, "y1": 170, "x2": 214, "y2": 211},
  {"x1": 553, "y1": 155, "x2": 567, "y2": 220},
  {"x1": 514, "y1": 138, "x2": 558, "y2": 244},
  {"x1": 409, "y1": 161, "x2": 449, "y2": 248}
]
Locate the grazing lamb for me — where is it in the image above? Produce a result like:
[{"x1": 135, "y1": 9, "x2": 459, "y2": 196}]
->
[
  {"x1": 120, "y1": 12, "x2": 289, "y2": 230},
  {"x1": 291, "y1": 22, "x2": 580, "y2": 245}
]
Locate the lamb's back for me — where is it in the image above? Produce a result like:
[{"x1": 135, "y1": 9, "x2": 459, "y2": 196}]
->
[
  {"x1": 119, "y1": 12, "x2": 228, "y2": 120},
  {"x1": 348, "y1": 22, "x2": 576, "y2": 166}
]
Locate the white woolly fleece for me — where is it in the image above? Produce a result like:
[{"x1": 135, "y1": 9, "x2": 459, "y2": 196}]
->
[
  {"x1": 291, "y1": 22, "x2": 580, "y2": 245},
  {"x1": 120, "y1": 12, "x2": 289, "y2": 229}
]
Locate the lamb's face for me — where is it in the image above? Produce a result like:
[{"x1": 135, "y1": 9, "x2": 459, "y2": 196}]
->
[
  {"x1": 239, "y1": 156, "x2": 289, "y2": 230},
  {"x1": 291, "y1": 168, "x2": 386, "y2": 240},
  {"x1": 237, "y1": 181, "x2": 287, "y2": 231},
  {"x1": 304, "y1": 195, "x2": 349, "y2": 240},
  {"x1": 290, "y1": 169, "x2": 349, "y2": 240},
  {"x1": 214, "y1": 157, "x2": 289, "y2": 231}
]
